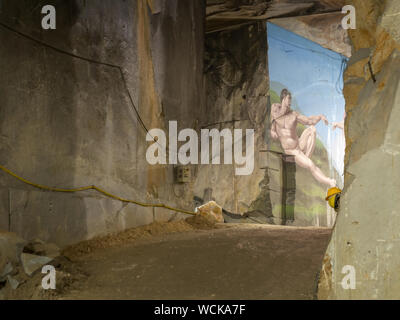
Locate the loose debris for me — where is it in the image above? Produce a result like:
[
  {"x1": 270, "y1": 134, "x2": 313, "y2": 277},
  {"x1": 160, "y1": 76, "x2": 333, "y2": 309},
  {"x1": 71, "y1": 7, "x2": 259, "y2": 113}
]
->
[
  {"x1": 0, "y1": 233, "x2": 86, "y2": 300},
  {"x1": 196, "y1": 201, "x2": 224, "y2": 223},
  {"x1": 63, "y1": 215, "x2": 222, "y2": 260},
  {"x1": 0, "y1": 216, "x2": 224, "y2": 299}
]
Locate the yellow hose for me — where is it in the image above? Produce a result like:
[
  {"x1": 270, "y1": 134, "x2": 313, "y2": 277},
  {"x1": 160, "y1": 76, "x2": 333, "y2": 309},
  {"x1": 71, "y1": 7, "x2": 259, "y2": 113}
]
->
[{"x1": 0, "y1": 164, "x2": 196, "y2": 216}]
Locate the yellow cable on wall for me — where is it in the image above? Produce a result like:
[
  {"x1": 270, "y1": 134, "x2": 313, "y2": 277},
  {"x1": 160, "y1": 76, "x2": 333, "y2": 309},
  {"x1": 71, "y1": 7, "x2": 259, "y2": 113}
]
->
[{"x1": 0, "y1": 164, "x2": 196, "y2": 216}]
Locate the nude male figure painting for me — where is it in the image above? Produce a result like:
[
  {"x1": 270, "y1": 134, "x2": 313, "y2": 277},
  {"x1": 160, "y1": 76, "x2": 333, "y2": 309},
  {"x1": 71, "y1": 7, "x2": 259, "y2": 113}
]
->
[{"x1": 270, "y1": 89, "x2": 336, "y2": 188}]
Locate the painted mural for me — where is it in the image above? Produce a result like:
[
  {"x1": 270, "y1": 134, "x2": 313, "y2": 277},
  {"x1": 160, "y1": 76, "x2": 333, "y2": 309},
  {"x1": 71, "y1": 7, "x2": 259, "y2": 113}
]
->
[{"x1": 266, "y1": 22, "x2": 347, "y2": 227}]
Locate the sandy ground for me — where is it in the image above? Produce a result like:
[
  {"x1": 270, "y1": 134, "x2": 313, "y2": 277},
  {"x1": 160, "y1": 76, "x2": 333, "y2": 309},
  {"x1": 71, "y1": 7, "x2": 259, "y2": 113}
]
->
[
  {"x1": 58, "y1": 222, "x2": 331, "y2": 300},
  {"x1": 4, "y1": 217, "x2": 331, "y2": 300}
]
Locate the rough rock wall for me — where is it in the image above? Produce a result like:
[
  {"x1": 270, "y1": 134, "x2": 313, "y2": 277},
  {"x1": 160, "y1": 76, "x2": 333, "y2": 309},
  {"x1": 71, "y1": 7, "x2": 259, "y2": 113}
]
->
[
  {"x1": 206, "y1": 0, "x2": 345, "y2": 33},
  {"x1": 194, "y1": 22, "x2": 270, "y2": 217},
  {"x1": 319, "y1": 0, "x2": 400, "y2": 299},
  {"x1": 270, "y1": 12, "x2": 352, "y2": 57},
  {"x1": 0, "y1": 0, "x2": 204, "y2": 247}
]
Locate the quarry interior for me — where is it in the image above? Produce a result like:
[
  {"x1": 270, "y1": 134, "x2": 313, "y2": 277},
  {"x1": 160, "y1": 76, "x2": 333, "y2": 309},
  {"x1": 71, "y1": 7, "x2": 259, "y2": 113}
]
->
[{"x1": 1, "y1": 0, "x2": 400, "y2": 300}]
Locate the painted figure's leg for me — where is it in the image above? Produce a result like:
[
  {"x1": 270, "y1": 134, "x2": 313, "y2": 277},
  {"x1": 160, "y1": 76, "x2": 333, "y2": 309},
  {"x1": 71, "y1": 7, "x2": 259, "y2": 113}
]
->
[
  {"x1": 288, "y1": 149, "x2": 336, "y2": 187},
  {"x1": 299, "y1": 126, "x2": 317, "y2": 158}
]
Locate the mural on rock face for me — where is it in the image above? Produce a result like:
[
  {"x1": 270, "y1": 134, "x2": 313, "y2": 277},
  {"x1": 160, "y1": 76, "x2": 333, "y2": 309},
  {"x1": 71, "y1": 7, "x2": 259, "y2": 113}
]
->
[{"x1": 266, "y1": 22, "x2": 347, "y2": 227}]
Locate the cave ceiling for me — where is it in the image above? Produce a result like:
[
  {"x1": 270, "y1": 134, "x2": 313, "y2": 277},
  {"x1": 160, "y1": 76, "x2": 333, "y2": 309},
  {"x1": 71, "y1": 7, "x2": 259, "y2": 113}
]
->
[{"x1": 206, "y1": 0, "x2": 346, "y2": 33}]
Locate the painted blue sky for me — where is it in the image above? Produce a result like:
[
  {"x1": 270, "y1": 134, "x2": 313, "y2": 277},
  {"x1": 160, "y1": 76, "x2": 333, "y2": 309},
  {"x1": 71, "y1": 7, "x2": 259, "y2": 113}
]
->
[{"x1": 267, "y1": 22, "x2": 347, "y2": 178}]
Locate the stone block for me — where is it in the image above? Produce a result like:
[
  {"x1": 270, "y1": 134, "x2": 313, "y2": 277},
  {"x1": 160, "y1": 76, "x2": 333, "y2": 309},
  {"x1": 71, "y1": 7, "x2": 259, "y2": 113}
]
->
[{"x1": 20, "y1": 253, "x2": 52, "y2": 276}]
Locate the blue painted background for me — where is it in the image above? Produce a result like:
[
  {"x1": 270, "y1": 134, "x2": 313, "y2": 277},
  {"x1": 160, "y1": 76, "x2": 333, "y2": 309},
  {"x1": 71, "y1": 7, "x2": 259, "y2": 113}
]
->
[{"x1": 267, "y1": 22, "x2": 347, "y2": 180}]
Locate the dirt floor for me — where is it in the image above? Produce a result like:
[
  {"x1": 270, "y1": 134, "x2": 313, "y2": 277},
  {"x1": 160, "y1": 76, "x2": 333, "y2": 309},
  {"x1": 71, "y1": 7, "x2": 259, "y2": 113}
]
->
[{"x1": 5, "y1": 217, "x2": 332, "y2": 300}]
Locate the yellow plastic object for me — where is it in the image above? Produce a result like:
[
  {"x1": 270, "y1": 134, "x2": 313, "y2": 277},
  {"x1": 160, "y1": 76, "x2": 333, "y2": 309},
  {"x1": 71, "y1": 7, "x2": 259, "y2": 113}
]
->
[
  {"x1": 325, "y1": 187, "x2": 342, "y2": 201},
  {"x1": 325, "y1": 187, "x2": 342, "y2": 209},
  {"x1": 0, "y1": 164, "x2": 196, "y2": 216},
  {"x1": 328, "y1": 195, "x2": 337, "y2": 209}
]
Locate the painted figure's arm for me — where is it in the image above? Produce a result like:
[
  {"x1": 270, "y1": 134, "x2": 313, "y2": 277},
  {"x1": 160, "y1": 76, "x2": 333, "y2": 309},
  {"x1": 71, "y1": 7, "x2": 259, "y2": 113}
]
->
[
  {"x1": 271, "y1": 121, "x2": 278, "y2": 140},
  {"x1": 333, "y1": 112, "x2": 346, "y2": 130},
  {"x1": 297, "y1": 113, "x2": 329, "y2": 126},
  {"x1": 332, "y1": 121, "x2": 344, "y2": 130}
]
